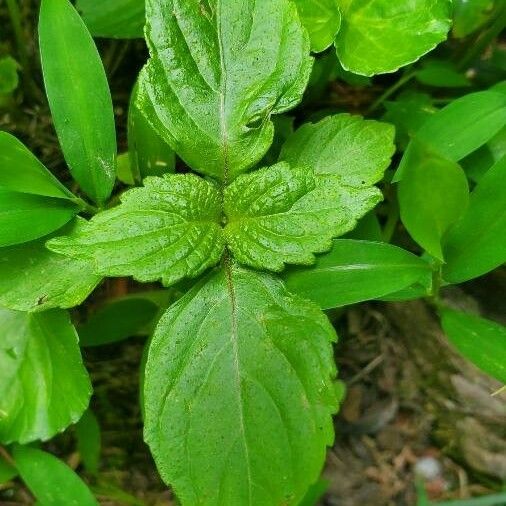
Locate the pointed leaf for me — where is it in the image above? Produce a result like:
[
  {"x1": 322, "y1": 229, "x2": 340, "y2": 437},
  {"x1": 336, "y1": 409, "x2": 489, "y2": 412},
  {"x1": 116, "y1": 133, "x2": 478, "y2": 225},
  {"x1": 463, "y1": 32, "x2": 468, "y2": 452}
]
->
[
  {"x1": 138, "y1": 0, "x2": 312, "y2": 182},
  {"x1": 39, "y1": 0, "x2": 117, "y2": 204},
  {"x1": 283, "y1": 240, "x2": 431, "y2": 309},
  {"x1": 335, "y1": 0, "x2": 452, "y2": 76},
  {"x1": 0, "y1": 308, "x2": 92, "y2": 444},
  {"x1": 224, "y1": 162, "x2": 382, "y2": 271},
  {"x1": 13, "y1": 446, "x2": 98, "y2": 506},
  {"x1": 48, "y1": 174, "x2": 224, "y2": 287},
  {"x1": 144, "y1": 266, "x2": 338, "y2": 506},
  {"x1": 0, "y1": 219, "x2": 101, "y2": 312}
]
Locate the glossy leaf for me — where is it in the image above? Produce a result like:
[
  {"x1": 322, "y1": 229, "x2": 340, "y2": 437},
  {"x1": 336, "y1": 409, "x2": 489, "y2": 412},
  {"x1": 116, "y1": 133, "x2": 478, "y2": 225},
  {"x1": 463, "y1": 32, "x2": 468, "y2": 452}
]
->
[
  {"x1": 283, "y1": 240, "x2": 431, "y2": 309},
  {"x1": 280, "y1": 114, "x2": 395, "y2": 186},
  {"x1": 77, "y1": 0, "x2": 144, "y2": 39},
  {"x1": 440, "y1": 308, "x2": 506, "y2": 383},
  {"x1": 452, "y1": 0, "x2": 498, "y2": 38},
  {"x1": 335, "y1": 0, "x2": 452, "y2": 76},
  {"x1": 293, "y1": 0, "x2": 342, "y2": 52},
  {"x1": 443, "y1": 156, "x2": 506, "y2": 282},
  {"x1": 398, "y1": 149, "x2": 469, "y2": 260},
  {"x1": 0, "y1": 219, "x2": 101, "y2": 312},
  {"x1": 138, "y1": 0, "x2": 312, "y2": 182},
  {"x1": 48, "y1": 174, "x2": 224, "y2": 287},
  {"x1": 0, "y1": 56, "x2": 19, "y2": 94},
  {"x1": 0, "y1": 308, "x2": 91, "y2": 444},
  {"x1": 39, "y1": 0, "x2": 117, "y2": 204},
  {"x1": 0, "y1": 190, "x2": 79, "y2": 247},
  {"x1": 13, "y1": 446, "x2": 98, "y2": 506},
  {"x1": 224, "y1": 162, "x2": 382, "y2": 271},
  {"x1": 144, "y1": 266, "x2": 339, "y2": 506},
  {"x1": 75, "y1": 409, "x2": 101, "y2": 474}
]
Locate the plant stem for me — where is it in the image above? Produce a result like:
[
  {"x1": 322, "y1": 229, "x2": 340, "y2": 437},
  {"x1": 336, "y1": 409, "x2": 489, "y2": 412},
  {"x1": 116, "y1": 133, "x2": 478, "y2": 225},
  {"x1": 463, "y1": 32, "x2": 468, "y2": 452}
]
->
[
  {"x1": 0, "y1": 446, "x2": 15, "y2": 467},
  {"x1": 74, "y1": 198, "x2": 99, "y2": 215},
  {"x1": 367, "y1": 71, "x2": 416, "y2": 115}
]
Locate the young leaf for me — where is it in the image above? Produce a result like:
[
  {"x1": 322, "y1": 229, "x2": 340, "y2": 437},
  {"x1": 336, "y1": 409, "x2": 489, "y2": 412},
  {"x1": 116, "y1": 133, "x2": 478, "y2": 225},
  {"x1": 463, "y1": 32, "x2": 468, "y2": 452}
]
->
[
  {"x1": 138, "y1": 0, "x2": 312, "y2": 182},
  {"x1": 283, "y1": 240, "x2": 431, "y2": 309},
  {"x1": 0, "y1": 190, "x2": 80, "y2": 247},
  {"x1": 144, "y1": 266, "x2": 338, "y2": 506},
  {"x1": 0, "y1": 132, "x2": 74, "y2": 199},
  {"x1": 39, "y1": 0, "x2": 117, "y2": 204},
  {"x1": 293, "y1": 0, "x2": 342, "y2": 53},
  {"x1": 75, "y1": 409, "x2": 101, "y2": 474},
  {"x1": 48, "y1": 174, "x2": 225, "y2": 287},
  {"x1": 280, "y1": 114, "x2": 395, "y2": 186},
  {"x1": 440, "y1": 308, "x2": 506, "y2": 384},
  {"x1": 0, "y1": 309, "x2": 92, "y2": 444},
  {"x1": 0, "y1": 56, "x2": 19, "y2": 94},
  {"x1": 13, "y1": 446, "x2": 98, "y2": 506},
  {"x1": 335, "y1": 0, "x2": 452, "y2": 76},
  {"x1": 224, "y1": 162, "x2": 382, "y2": 271},
  {"x1": 76, "y1": 0, "x2": 145, "y2": 39},
  {"x1": 0, "y1": 219, "x2": 102, "y2": 312},
  {"x1": 398, "y1": 149, "x2": 469, "y2": 260},
  {"x1": 443, "y1": 156, "x2": 506, "y2": 283},
  {"x1": 414, "y1": 59, "x2": 470, "y2": 88}
]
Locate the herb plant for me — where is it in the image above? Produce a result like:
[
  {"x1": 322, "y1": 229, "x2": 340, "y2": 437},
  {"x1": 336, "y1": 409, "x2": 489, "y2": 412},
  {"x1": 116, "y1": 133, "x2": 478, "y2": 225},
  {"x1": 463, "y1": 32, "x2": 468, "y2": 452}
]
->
[{"x1": 1, "y1": 0, "x2": 505, "y2": 504}]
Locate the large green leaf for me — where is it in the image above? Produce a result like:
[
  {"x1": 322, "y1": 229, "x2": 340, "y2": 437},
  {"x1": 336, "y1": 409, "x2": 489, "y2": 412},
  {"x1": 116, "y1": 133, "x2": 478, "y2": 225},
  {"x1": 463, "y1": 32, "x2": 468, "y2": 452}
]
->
[
  {"x1": 440, "y1": 308, "x2": 506, "y2": 384},
  {"x1": 77, "y1": 0, "x2": 144, "y2": 38},
  {"x1": 0, "y1": 219, "x2": 101, "y2": 312},
  {"x1": 39, "y1": 0, "x2": 117, "y2": 204},
  {"x1": 280, "y1": 114, "x2": 395, "y2": 186},
  {"x1": 335, "y1": 0, "x2": 452, "y2": 76},
  {"x1": 13, "y1": 446, "x2": 98, "y2": 506},
  {"x1": 224, "y1": 162, "x2": 382, "y2": 271},
  {"x1": 0, "y1": 309, "x2": 91, "y2": 444},
  {"x1": 443, "y1": 156, "x2": 506, "y2": 283},
  {"x1": 144, "y1": 266, "x2": 339, "y2": 506},
  {"x1": 138, "y1": 0, "x2": 312, "y2": 182},
  {"x1": 398, "y1": 148, "x2": 469, "y2": 260},
  {"x1": 293, "y1": 0, "x2": 342, "y2": 52},
  {"x1": 48, "y1": 174, "x2": 224, "y2": 287},
  {"x1": 283, "y1": 240, "x2": 431, "y2": 309}
]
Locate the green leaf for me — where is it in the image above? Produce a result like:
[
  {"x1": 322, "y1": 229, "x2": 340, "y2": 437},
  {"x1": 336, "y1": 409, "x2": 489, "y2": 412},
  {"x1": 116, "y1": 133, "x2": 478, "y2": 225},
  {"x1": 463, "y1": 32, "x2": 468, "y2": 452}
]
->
[
  {"x1": 79, "y1": 296, "x2": 160, "y2": 347},
  {"x1": 293, "y1": 0, "x2": 342, "y2": 53},
  {"x1": 280, "y1": 114, "x2": 395, "y2": 186},
  {"x1": 298, "y1": 479, "x2": 329, "y2": 506},
  {"x1": 344, "y1": 211, "x2": 382, "y2": 241},
  {"x1": 443, "y1": 156, "x2": 506, "y2": 283},
  {"x1": 440, "y1": 308, "x2": 506, "y2": 384},
  {"x1": 75, "y1": 409, "x2": 101, "y2": 474},
  {"x1": 144, "y1": 266, "x2": 338, "y2": 506},
  {"x1": 0, "y1": 190, "x2": 79, "y2": 247},
  {"x1": 395, "y1": 90, "x2": 506, "y2": 181},
  {"x1": 0, "y1": 132, "x2": 74, "y2": 199},
  {"x1": 335, "y1": 0, "x2": 452, "y2": 76},
  {"x1": 0, "y1": 453, "x2": 17, "y2": 484},
  {"x1": 283, "y1": 240, "x2": 431, "y2": 309},
  {"x1": 224, "y1": 162, "x2": 382, "y2": 271},
  {"x1": 398, "y1": 148, "x2": 469, "y2": 260},
  {"x1": 414, "y1": 59, "x2": 471, "y2": 88},
  {"x1": 0, "y1": 56, "x2": 19, "y2": 94},
  {"x1": 452, "y1": 0, "x2": 498, "y2": 38},
  {"x1": 138, "y1": 0, "x2": 312, "y2": 182},
  {"x1": 13, "y1": 446, "x2": 98, "y2": 506},
  {"x1": 48, "y1": 174, "x2": 224, "y2": 287},
  {"x1": 77, "y1": 0, "x2": 144, "y2": 39},
  {"x1": 0, "y1": 219, "x2": 101, "y2": 312},
  {"x1": 0, "y1": 308, "x2": 92, "y2": 444},
  {"x1": 39, "y1": 0, "x2": 117, "y2": 204}
]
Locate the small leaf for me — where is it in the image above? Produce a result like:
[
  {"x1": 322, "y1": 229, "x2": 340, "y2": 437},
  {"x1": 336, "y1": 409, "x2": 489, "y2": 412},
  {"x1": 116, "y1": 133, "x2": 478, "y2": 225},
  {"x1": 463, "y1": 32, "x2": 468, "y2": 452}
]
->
[
  {"x1": 335, "y1": 0, "x2": 452, "y2": 76},
  {"x1": 0, "y1": 453, "x2": 17, "y2": 484},
  {"x1": 39, "y1": 0, "x2": 117, "y2": 204},
  {"x1": 48, "y1": 174, "x2": 224, "y2": 287},
  {"x1": 293, "y1": 0, "x2": 342, "y2": 52},
  {"x1": 398, "y1": 148, "x2": 469, "y2": 260},
  {"x1": 0, "y1": 56, "x2": 19, "y2": 94},
  {"x1": 224, "y1": 162, "x2": 382, "y2": 271},
  {"x1": 440, "y1": 308, "x2": 506, "y2": 384},
  {"x1": 0, "y1": 309, "x2": 92, "y2": 444},
  {"x1": 414, "y1": 59, "x2": 471, "y2": 88},
  {"x1": 75, "y1": 409, "x2": 101, "y2": 474},
  {"x1": 13, "y1": 445, "x2": 98, "y2": 506},
  {"x1": 0, "y1": 218, "x2": 101, "y2": 312},
  {"x1": 280, "y1": 114, "x2": 395, "y2": 186},
  {"x1": 138, "y1": 0, "x2": 312, "y2": 182},
  {"x1": 144, "y1": 266, "x2": 338, "y2": 506},
  {"x1": 283, "y1": 240, "x2": 431, "y2": 309},
  {"x1": 77, "y1": 0, "x2": 144, "y2": 39},
  {"x1": 443, "y1": 156, "x2": 506, "y2": 282}
]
